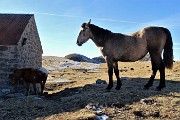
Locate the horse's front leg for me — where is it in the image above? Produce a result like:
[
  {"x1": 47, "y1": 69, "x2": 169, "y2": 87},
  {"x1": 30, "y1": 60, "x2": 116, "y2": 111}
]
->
[
  {"x1": 32, "y1": 80, "x2": 37, "y2": 95},
  {"x1": 25, "y1": 82, "x2": 29, "y2": 96},
  {"x1": 156, "y1": 60, "x2": 166, "y2": 90},
  {"x1": 41, "y1": 75, "x2": 47, "y2": 95},
  {"x1": 113, "y1": 62, "x2": 122, "y2": 90},
  {"x1": 106, "y1": 60, "x2": 113, "y2": 90}
]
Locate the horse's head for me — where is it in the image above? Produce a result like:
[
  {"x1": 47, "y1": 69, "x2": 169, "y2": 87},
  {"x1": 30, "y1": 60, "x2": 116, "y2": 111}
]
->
[
  {"x1": 76, "y1": 19, "x2": 92, "y2": 46},
  {"x1": 11, "y1": 76, "x2": 16, "y2": 84},
  {"x1": 11, "y1": 70, "x2": 19, "y2": 84}
]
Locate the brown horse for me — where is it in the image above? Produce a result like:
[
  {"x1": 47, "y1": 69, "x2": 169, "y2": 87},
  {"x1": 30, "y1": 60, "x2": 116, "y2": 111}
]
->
[
  {"x1": 12, "y1": 67, "x2": 48, "y2": 95},
  {"x1": 76, "y1": 20, "x2": 173, "y2": 91}
]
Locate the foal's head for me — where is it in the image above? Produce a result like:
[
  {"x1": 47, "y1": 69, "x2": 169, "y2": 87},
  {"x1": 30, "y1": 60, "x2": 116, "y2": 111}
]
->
[
  {"x1": 11, "y1": 69, "x2": 19, "y2": 84},
  {"x1": 76, "y1": 19, "x2": 92, "y2": 46}
]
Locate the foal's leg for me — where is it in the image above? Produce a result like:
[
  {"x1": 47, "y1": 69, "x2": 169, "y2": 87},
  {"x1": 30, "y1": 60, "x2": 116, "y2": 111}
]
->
[
  {"x1": 32, "y1": 80, "x2": 37, "y2": 95},
  {"x1": 144, "y1": 60, "x2": 158, "y2": 89},
  {"x1": 25, "y1": 82, "x2": 30, "y2": 96},
  {"x1": 106, "y1": 59, "x2": 113, "y2": 90},
  {"x1": 113, "y1": 62, "x2": 122, "y2": 90},
  {"x1": 41, "y1": 75, "x2": 47, "y2": 95}
]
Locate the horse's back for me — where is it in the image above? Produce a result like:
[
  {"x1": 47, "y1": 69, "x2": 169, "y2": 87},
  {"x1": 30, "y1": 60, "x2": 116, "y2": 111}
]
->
[
  {"x1": 141, "y1": 26, "x2": 167, "y2": 53},
  {"x1": 107, "y1": 32, "x2": 149, "y2": 61},
  {"x1": 13, "y1": 68, "x2": 31, "y2": 76},
  {"x1": 38, "y1": 67, "x2": 48, "y2": 75}
]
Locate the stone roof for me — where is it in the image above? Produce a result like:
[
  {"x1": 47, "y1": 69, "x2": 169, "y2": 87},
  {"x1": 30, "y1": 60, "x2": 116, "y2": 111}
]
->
[{"x1": 0, "y1": 14, "x2": 33, "y2": 45}]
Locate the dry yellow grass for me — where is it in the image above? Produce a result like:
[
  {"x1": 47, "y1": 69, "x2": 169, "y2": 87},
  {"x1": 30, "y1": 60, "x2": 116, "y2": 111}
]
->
[{"x1": 0, "y1": 57, "x2": 179, "y2": 120}]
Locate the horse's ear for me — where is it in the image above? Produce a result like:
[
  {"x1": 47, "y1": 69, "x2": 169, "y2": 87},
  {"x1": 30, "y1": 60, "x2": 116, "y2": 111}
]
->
[{"x1": 87, "y1": 19, "x2": 91, "y2": 25}]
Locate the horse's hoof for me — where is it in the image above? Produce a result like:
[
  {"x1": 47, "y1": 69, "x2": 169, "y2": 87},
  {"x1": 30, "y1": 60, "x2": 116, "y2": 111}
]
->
[
  {"x1": 144, "y1": 84, "x2": 152, "y2": 89},
  {"x1": 106, "y1": 86, "x2": 113, "y2": 91},
  {"x1": 106, "y1": 89, "x2": 111, "y2": 92},
  {"x1": 156, "y1": 85, "x2": 166, "y2": 91},
  {"x1": 143, "y1": 87, "x2": 149, "y2": 90},
  {"x1": 144, "y1": 85, "x2": 150, "y2": 90},
  {"x1": 115, "y1": 86, "x2": 121, "y2": 90}
]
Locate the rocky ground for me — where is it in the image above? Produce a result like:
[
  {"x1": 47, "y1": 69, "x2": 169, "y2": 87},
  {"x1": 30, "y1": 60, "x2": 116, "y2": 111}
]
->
[{"x1": 0, "y1": 56, "x2": 179, "y2": 120}]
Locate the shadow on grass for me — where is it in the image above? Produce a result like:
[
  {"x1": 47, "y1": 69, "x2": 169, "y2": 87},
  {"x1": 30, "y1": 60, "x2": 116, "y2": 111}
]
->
[
  {"x1": 39, "y1": 78, "x2": 180, "y2": 117},
  {"x1": 2, "y1": 78, "x2": 180, "y2": 119}
]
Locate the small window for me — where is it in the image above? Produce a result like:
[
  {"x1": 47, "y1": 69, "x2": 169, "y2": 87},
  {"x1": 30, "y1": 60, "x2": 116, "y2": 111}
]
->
[{"x1": 22, "y1": 38, "x2": 27, "y2": 46}]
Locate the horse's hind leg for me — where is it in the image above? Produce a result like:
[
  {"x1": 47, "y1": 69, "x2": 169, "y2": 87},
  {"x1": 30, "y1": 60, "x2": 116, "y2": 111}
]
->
[
  {"x1": 144, "y1": 60, "x2": 158, "y2": 89},
  {"x1": 156, "y1": 59, "x2": 166, "y2": 90},
  {"x1": 146, "y1": 53, "x2": 166, "y2": 90},
  {"x1": 113, "y1": 62, "x2": 122, "y2": 90}
]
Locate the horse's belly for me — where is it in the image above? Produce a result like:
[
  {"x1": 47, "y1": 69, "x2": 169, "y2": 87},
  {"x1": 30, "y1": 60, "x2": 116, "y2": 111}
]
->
[
  {"x1": 115, "y1": 48, "x2": 148, "y2": 62},
  {"x1": 116, "y1": 56, "x2": 138, "y2": 62}
]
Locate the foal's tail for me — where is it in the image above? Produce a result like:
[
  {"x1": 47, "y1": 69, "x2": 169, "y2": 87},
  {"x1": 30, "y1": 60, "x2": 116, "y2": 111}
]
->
[{"x1": 163, "y1": 28, "x2": 173, "y2": 69}]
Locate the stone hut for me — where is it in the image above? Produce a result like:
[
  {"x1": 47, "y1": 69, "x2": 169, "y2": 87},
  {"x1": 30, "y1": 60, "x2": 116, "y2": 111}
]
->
[{"x1": 0, "y1": 14, "x2": 43, "y2": 95}]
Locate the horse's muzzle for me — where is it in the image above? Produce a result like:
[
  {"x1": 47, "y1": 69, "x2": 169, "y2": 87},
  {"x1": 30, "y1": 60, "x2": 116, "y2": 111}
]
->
[{"x1": 76, "y1": 41, "x2": 82, "y2": 46}]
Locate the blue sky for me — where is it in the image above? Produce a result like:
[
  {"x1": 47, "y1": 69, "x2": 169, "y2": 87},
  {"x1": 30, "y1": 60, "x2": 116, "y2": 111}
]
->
[{"x1": 0, "y1": 0, "x2": 180, "y2": 60}]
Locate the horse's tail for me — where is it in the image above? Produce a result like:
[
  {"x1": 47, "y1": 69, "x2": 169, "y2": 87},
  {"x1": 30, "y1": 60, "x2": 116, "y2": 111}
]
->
[{"x1": 163, "y1": 28, "x2": 173, "y2": 69}]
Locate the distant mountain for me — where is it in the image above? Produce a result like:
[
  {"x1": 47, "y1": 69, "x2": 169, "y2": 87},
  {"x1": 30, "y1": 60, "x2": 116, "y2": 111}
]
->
[
  {"x1": 64, "y1": 53, "x2": 106, "y2": 64},
  {"x1": 92, "y1": 56, "x2": 106, "y2": 63},
  {"x1": 65, "y1": 53, "x2": 150, "y2": 64}
]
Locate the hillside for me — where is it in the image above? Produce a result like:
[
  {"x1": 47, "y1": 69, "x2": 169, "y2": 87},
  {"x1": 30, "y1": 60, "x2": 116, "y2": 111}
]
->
[
  {"x1": 64, "y1": 53, "x2": 150, "y2": 63},
  {"x1": 64, "y1": 53, "x2": 106, "y2": 63}
]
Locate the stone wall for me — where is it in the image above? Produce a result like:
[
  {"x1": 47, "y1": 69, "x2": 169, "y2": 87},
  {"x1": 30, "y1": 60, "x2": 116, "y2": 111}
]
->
[
  {"x1": 0, "y1": 16, "x2": 43, "y2": 97},
  {"x1": 17, "y1": 16, "x2": 43, "y2": 68},
  {"x1": 0, "y1": 45, "x2": 19, "y2": 97},
  {"x1": 0, "y1": 45, "x2": 19, "y2": 80}
]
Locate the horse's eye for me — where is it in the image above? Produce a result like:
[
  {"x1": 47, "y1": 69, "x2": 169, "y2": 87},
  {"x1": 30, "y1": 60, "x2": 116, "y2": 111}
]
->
[{"x1": 82, "y1": 28, "x2": 86, "y2": 31}]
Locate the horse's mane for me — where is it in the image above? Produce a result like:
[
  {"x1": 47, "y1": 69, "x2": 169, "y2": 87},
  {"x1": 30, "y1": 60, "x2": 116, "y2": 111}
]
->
[{"x1": 89, "y1": 24, "x2": 112, "y2": 40}]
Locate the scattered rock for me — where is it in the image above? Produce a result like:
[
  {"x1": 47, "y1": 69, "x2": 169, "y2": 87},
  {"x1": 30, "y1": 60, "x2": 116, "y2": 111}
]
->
[
  {"x1": 85, "y1": 103, "x2": 104, "y2": 111},
  {"x1": 1, "y1": 89, "x2": 11, "y2": 94},
  {"x1": 120, "y1": 69, "x2": 128, "y2": 72},
  {"x1": 111, "y1": 103, "x2": 125, "y2": 108},
  {"x1": 96, "y1": 79, "x2": 107, "y2": 85},
  {"x1": 5, "y1": 92, "x2": 25, "y2": 98},
  {"x1": 85, "y1": 103, "x2": 109, "y2": 120},
  {"x1": 140, "y1": 99, "x2": 156, "y2": 105},
  {"x1": 130, "y1": 68, "x2": 134, "y2": 70},
  {"x1": 133, "y1": 111, "x2": 146, "y2": 117},
  {"x1": 34, "y1": 96, "x2": 43, "y2": 101},
  {"x1": 151, "y1": 111, "x2": 160, "y2": 118},
  {"x1": 96, "y1": 114, "x2": 109, "y2": 120},
  {"x1": 85, "y1": 103, "x2": 97, "y2": 110}
]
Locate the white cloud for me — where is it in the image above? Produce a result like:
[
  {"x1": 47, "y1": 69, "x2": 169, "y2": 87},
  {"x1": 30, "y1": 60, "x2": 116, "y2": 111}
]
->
[
  {"x1": 143, "y1": 13, "x2": 180, "y2": 28},
  {"x1": 33, "y1": 12, "x2": 139, "y2": 24}
]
